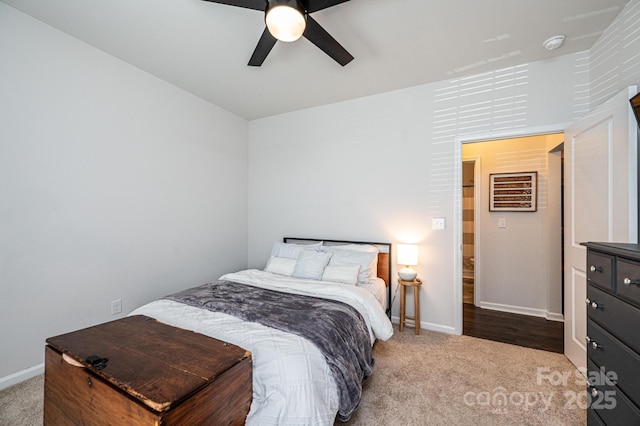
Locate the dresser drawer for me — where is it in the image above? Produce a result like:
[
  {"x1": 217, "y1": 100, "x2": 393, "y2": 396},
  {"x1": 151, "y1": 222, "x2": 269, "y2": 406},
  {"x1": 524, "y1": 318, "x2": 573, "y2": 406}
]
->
[
  {"x1": 587, "y1": 319, "x2": 640, "y2": 407},
  {"x1": 587, "y1": 360, "x2": 640, "y2": 425},
  {"x1": 617, "y1": 258, "x2": 640, "y2": 306},
  {"x1": 587, "y1": 251, "x2": 615, "y2": 291},
  {"x1": 587, "y1": 285, "x2": 640, "y2": 354}
]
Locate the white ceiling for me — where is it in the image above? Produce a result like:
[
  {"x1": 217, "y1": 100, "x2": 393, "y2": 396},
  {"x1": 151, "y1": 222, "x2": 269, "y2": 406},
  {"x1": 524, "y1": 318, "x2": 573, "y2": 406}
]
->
[{"x1": 1, "y1": 0, "x2": 630, "y2": 120}]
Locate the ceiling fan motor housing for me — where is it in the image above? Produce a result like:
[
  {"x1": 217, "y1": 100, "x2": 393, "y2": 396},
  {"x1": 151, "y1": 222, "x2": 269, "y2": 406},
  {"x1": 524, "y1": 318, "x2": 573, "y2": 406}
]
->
[
  {"x1": 266, "y1": 0, "x2": 307, "y2": 14},
  {"x1": 202, "y1": 0, "x2": 353, "y2": 66}
]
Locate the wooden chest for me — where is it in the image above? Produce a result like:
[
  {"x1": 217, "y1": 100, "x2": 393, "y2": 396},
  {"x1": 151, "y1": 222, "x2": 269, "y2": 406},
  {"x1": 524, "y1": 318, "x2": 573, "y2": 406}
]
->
[{"x1": 44, "y1": 315, "x2": 252, "y2": 425}]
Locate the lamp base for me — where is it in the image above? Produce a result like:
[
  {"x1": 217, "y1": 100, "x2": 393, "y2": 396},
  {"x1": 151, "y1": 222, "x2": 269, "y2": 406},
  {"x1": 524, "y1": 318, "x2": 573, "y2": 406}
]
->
[{"x1": 398, "y1": 267, "x2": 417, "y2": 281}]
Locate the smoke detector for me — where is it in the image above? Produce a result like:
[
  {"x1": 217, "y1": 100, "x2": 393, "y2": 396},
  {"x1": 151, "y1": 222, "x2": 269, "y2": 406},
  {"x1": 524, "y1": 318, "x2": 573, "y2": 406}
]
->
[{"x1": 543, "y1": 35, "x2": 566, "y2": 51}]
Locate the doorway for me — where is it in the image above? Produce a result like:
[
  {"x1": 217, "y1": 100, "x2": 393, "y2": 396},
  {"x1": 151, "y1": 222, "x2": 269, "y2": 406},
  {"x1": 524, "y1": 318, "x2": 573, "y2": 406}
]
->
[
  {"x1": 460, "y1": 133, "x2": 564, "y2": 353},
  {"x1": 462, "y1": 160, "x2": 477, "y2": 306}
]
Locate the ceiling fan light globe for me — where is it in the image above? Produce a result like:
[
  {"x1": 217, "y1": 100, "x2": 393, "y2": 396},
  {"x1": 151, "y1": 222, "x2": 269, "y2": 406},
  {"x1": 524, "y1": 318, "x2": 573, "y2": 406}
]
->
[{"x1": 266, "y1": 5, "x2": 306, "y2": 42}]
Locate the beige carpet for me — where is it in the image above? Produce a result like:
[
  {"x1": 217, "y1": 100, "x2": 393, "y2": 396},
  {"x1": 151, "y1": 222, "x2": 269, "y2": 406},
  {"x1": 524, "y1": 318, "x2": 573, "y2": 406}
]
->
[
  {"x1": 0, "y1": 327, "x2": 584, "y2": 426},
  {"x1": 0, "y1": 374, "x2": 43, "y2": 426},
  {"x1": 345, "y1": 327, "x2": 584, "y2": 425}
]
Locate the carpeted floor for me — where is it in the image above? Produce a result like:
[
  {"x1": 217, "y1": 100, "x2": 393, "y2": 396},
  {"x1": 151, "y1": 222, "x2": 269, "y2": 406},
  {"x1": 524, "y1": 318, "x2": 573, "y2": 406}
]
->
[
  {"x1": 0, "y1": 374, "x2": 43, "y2": 426},
  {"x1": 0, "y1": 326, "x2": 584, "y2": 426},
  {"x1": 344, "y1": 327, "x2": 584, "y2": 425}
]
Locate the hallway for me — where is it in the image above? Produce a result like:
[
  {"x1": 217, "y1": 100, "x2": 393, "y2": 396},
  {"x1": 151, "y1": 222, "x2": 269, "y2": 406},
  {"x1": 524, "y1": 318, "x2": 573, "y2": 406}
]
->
[
  {"x1": 463, "y1": 304, "x2": 563, "y2": 353},
  {"x1": 461, "y1": 134, "x2": 565, "y2": 355}
]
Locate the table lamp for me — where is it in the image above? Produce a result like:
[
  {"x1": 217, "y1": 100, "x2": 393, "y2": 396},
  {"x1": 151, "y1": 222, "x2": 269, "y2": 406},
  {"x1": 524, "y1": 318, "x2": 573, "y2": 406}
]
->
[{"x1": 397, "y1": 244, "x2": 418, "y2": 281}]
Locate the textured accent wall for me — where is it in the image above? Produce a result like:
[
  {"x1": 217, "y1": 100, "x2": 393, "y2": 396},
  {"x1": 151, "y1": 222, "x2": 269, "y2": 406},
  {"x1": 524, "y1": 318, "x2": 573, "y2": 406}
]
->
[{"x1": 590, "y1": 0, "x2": 640, "y2": 109}]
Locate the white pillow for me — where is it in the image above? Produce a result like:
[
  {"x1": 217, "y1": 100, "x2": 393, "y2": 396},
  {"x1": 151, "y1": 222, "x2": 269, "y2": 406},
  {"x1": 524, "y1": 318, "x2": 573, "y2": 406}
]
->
[
  {"x1": 327, "y1": 243, "x2": 379, "y2": 254},
  {"x1": 322, "y1": 264, "x2": 360, "y2": 285},
  {"x1": 271, "y1": 241, "x2": 323, "y2": 259},
  {"x1": 264, "y1": 256, "x2": 296, "y2": 276},
  {"x1": 292, "y1": 250, "x2": 332, "y2": 280},
  {"x1": 321, "y1": 247, "x2": 378, "y2": 284}
]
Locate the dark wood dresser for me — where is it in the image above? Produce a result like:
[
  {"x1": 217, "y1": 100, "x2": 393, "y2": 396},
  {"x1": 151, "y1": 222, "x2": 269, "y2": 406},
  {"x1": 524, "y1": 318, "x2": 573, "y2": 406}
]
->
[
  {"x1": 585, "y1": 242, "x2": 640, "y2": 425},
  {"x1": 44, "y1": 315, "x2": 252, "y2": 425}
]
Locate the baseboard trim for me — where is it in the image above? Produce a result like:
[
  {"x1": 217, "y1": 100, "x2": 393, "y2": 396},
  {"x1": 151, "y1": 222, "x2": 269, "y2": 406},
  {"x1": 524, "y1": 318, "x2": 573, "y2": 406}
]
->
[
  {"x1": 391, "y1": 316, "x2": 457, "y2": 335},
  {"x1": 479, "y1": 302, "x2": 563, "y2": 322},
  {"x1": 0, "y1": 364, "x2": 44, "y2": 391},
  {"x1": 545, "y1": 312, "x2": 565, "y2": 322}
]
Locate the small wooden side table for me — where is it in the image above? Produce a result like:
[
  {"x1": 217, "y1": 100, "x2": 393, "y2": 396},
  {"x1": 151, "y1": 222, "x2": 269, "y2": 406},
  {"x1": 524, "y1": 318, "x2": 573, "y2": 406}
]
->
[{"x1": 399, "y1": 278, "x2": 422, "y2": 335}]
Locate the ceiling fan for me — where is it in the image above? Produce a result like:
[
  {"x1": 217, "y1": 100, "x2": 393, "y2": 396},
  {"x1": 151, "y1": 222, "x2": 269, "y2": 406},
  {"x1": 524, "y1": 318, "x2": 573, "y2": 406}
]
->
[{"x1": 202, "y1": 0, "x2": 354, "y2": 66}]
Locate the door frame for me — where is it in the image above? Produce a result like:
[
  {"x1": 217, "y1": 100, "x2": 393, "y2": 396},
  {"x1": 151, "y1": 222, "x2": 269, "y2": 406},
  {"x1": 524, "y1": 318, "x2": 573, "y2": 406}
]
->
[
  {"x1": 461, "y1": 157, "x2": 482, "y2": 306},
  {"x1": 547, "y1": 143, "x2": 564, "y2": 321},
  {"x1": 453, "y1": 123, "x2": 571, "y2": 335}
]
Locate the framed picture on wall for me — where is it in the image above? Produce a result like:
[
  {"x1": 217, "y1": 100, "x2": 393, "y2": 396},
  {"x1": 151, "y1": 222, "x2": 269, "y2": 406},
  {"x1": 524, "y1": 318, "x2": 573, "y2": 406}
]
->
[{"x1": 489, "y1": 172, "x2": 537, "y2": 212}]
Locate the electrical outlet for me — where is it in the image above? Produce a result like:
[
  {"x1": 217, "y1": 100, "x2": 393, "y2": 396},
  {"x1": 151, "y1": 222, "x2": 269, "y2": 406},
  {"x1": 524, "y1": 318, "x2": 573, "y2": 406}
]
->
[
  {"x1": 498, "y1": 217, "x2": 507, "y2": 228},
  {"x1": 111, "y1": 299, "x2": 122, "y2": 315},
  {"x1": 432, "y1": 217, "x2": 446, "y2": 230}
]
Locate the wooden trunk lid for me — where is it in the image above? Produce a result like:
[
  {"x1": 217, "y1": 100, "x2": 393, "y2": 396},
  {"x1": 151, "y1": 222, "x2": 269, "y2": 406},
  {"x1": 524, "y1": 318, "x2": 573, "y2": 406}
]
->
[{"x1": 46, "y1": 315, "x2": 251, "y2": 412}]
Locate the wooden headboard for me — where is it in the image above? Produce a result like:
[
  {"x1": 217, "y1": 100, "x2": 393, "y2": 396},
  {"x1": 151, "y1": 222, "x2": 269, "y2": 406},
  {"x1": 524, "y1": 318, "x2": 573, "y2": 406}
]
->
[{"x1": 283, "y1": 237, "x2": 392, "y2": 318}]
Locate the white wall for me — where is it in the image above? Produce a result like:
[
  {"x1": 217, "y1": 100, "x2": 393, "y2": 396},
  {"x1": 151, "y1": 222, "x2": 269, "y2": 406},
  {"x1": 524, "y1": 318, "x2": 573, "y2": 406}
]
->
[
  {"x1": 0, "y1": 4, "x2": 248, "y2": 382},
  {"x1": 462, "y1": 134, "x2": 564, "y2": 319},
  {"x1": 590, "y1": 0, "x2": 640, "y2": 110},
  {"x1": 249, "y1": 54, "x2": 586, "y2": 333},
  {"x1": 3, "y1": 0, "x2": 637, "y2": 387}
]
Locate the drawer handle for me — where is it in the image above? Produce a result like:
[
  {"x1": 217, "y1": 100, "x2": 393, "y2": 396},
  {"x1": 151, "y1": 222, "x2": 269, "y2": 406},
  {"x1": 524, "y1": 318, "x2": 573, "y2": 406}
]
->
[
  {"x1": 623, "y1": 277, "x2": 640, "y2": 286},
  {"x1": 590, "y1": 265, "x2": 603, "y2": 273},
  {"x1": 585, "y1": 336, "x2": 601, "y2": 349},
  {"x1": 591, "y1": 387, "x2": 598, "y2": 398},
  {"x1": 586, "y1": 298, "x2": 603, "y2": 309}
]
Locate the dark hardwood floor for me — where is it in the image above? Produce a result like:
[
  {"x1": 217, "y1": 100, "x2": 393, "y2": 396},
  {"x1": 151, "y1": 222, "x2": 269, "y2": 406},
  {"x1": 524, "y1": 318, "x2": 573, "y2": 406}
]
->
[{"x1": 463, "y1": 303, "x2": 563, "y2": 353}]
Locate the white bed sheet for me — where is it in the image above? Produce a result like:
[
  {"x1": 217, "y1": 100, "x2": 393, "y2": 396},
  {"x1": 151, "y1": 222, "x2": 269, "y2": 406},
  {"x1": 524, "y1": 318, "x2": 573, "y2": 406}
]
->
[
  {"x1": 357, "y1": 277, "x2": 387, "y2": 310},
  {"x1": 130, "y1": 269, "x2": 393, "y2": 425}
]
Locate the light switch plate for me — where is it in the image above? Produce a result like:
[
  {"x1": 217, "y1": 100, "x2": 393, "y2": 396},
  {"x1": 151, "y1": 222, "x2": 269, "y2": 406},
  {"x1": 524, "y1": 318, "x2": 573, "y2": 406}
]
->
[{"x1": 432, "y1": 217, "x2": 446, "y2": 230}]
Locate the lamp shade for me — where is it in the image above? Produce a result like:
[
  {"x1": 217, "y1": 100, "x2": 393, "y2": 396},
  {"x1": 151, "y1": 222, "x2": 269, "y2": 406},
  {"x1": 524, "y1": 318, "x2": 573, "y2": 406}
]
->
[
  {"x1": 397, "y1": 244, "x2": 418, "y2": 266},
  {"x1": 397, "y1": 244, "x2": 418, "y2": 281},
  {"x1": 266, "y1": 0, "x2": 306, "y2": 42}
]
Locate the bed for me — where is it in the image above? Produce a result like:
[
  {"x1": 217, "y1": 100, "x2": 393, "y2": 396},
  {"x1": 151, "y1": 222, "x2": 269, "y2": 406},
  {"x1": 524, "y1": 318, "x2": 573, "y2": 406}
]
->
[{"x1": 130, "y1": 238, "x2": 394, "y2": 425}]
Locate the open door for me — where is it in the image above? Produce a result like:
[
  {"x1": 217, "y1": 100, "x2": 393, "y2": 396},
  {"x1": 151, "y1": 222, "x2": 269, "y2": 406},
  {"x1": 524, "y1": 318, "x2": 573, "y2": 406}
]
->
[{"x1": 563, "y1": 86, "x2": 638, "y2": 370}]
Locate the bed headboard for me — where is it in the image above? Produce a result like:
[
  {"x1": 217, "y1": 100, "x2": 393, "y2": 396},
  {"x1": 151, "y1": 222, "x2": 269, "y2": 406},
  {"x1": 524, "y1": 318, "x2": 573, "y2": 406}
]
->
[{"x1": 283, "y1": 237, "x2": 392, "y2": 318}]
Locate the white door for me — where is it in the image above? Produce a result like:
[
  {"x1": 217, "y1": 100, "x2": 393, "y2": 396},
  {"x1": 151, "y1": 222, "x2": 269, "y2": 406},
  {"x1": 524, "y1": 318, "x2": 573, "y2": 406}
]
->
[{"x1": 564, "y1": 86, "x2": 638, "y2": 370}]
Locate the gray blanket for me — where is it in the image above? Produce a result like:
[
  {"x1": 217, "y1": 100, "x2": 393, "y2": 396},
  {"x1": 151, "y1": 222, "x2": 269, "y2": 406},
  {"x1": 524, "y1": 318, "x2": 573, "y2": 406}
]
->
[{"x1": 165, "y1": 280, "x2": 373, "y2": 422}]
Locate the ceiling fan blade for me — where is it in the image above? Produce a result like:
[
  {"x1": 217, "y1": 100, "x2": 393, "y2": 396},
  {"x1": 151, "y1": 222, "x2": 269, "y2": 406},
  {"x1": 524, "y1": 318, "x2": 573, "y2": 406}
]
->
[
  {"x1": 200, "y1": 0, "x2": 265, "y2": 11},
  {"x1": 306, "y1": 0, "x2": 350, "y2": 13},
  {"x1": 303, "y1": 15, "x2": 353, "y2": 66},
  {"x1": 248, "y1": 27, "x2": 278, "y2": 66}
]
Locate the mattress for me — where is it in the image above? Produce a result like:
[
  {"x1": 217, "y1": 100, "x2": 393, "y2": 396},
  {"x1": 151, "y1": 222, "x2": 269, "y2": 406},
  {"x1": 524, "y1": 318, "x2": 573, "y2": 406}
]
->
[{"x1": 130, "y1": 269, "x2": 393, "y2": 425}]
